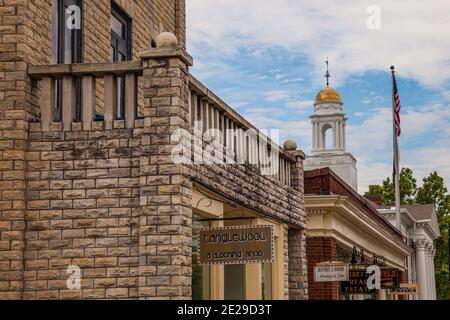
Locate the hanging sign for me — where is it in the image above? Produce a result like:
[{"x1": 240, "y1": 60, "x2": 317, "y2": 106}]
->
[
  {"x1": 198, "y1": 225, "x2": 274, "y2": 265},
  {"x1": 380, "y1": 268, "x2": 400, "y2": 289},
  {"x1": 314, "y1": 263, "x2": 349, "y2": 282},
  {"x1": 340, "y1": 269, "x2": 377, "y2": 295},
  {"x1": 389, "y1": 283, "x2": 419, "y2": 296}
]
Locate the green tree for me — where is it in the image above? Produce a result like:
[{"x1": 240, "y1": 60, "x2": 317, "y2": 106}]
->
[
  {"x1": 399, "y1": 168, "x2": 417, "y2": 204},
  {"x1": 365, "y1": 168, "x2": 417, "y2": 205},
  {"x1": 366, "y1": 169, "x2": 450, "y2": 300},
  {"x1": 416, "y1": 172, "x2": 450, "y2": 300}
]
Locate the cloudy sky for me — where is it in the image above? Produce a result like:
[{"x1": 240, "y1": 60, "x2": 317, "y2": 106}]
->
[{"x1": 186, "y1": 0, "x2": 450, "y2": 193}]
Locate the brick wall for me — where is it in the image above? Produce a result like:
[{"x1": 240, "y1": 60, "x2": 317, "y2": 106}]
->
[
  {"x1": 305, "y1": 168, "x2": 403, "y2": 241},
  {"x1": 306, "y1": 237, "x2": 339, "y2": 300}
]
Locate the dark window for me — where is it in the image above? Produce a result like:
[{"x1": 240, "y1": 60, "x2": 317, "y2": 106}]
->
[
  {"x1": 54, "y1": 0, "x2": 83, "y2": 122},
  {"x1": 110, "y1": 2, "x2": 132, "y2": 120}
]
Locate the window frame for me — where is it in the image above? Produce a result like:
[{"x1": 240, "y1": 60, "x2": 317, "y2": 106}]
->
[
  {"x1": 110, "y1": 2, "x2": 132, "y2": 120},
  {"x1": 110, "y1": 1, "x2": 132, "y2": 62},
  {"x1": 53, "y1": 0, "x2": 83, "y2": 122}
]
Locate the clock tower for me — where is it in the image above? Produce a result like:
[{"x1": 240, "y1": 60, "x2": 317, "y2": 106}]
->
[{"x1": 304, "y1": 62, "x2": 358, "y2": 191}]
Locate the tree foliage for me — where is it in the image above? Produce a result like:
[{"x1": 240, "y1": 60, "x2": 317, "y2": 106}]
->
[
  {"x1": 365, "y1": 169, "x2": 450, "y2": 300},
  {"x1": 365, "y1": 168, "x2": 417, "y2": 205}
]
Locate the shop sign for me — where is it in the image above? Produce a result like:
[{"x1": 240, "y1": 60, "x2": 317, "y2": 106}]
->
[
  {"x1": 314, "y1": 263, "x2": 349, "y2": 282},
  {"x1": 389, "y1": 283, "x2": 419, "y2": 296},
  {"x1": 198, "y1": 225, "x2": 274, "y2": 265},
  {"x1": 380, "y1": 268, "x2": 400, "y2": 289},
  {"x1": 340, "y1": 269, "x2": 377, "y2": 295}
]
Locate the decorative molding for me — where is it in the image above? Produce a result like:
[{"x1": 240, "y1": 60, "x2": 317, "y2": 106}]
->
[{"x1": 409, "y1": 238, "x2": 430, "y2": 250}]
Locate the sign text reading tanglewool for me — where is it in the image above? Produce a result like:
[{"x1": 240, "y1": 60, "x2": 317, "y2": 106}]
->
[{"x1": 198, "y1": 225, "x2": 274, "y2": 265}]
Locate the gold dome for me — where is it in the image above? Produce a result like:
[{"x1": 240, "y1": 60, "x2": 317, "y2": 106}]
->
[{"x1": 315, "y1": 87, "x2": 342, "y2": 103}]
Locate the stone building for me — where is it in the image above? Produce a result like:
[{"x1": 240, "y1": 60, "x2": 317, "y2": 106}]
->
[{"x1": 0, "y1": 0, "x2": 308, "y2": 300}]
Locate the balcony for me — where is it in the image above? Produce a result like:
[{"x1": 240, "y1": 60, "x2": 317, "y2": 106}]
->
[{"x1": 29, "y1": 61, "x2": 295, "y2": 187}]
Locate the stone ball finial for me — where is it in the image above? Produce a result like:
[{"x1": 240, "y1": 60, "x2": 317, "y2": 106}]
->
[
  {"x1": 283, "y1": 140, "x2": 297, "y2": 151},
  {"x1": 155, "y1": 32, "x2": 178, "y2": 48}
]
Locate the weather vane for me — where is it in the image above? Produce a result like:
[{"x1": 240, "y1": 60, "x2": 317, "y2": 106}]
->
[{"x1": 325, "y1": 58, "x2": 331, "y2": 87}]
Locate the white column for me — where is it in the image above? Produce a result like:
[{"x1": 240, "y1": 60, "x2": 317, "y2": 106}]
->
[
  {"x1": 318, "y1": 123, "x2": 322, "y2": 150},
  {"x1": 315, "y1": 123, "x2": 319, "y2": 150},
  {"x1": 426, "y1": 250, "x2": 432, "y2": 300},
  {"x1": 334, "y1": 121, "x2": 338, "y2": 149},
  {"x1": 430, "y1": 250, "x2": 436, "y2": 300},
  {"x1": 343, "y1": 122, "x2": 347, "y2": 150},
  {"x1": 411, "y1": 251, "x2": 418, "y2": 300},
  {"x1": 312, "y1": 122, "x2": 317, "y2": 150},
  {"x1": 415, "y1": 241, "x2": 428, "y2": 300}
]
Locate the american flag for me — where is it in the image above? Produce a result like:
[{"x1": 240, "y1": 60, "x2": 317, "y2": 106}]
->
[{"x1": 393, "y1": 74, "x2": 401, "y2": 136}]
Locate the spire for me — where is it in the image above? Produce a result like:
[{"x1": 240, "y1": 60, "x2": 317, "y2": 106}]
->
[{"x1": 325, "y1": 58, "x2": 331, "y2": 87}]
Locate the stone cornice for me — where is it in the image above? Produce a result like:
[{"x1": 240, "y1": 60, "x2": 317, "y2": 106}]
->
[{"x1": 139, "y1": 47, "x2": 194, "y2": 66}]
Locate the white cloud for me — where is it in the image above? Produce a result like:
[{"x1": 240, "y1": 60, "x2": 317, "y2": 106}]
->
[
  {"x1": 347, "y1": 105, "x2": 450, "y2": 192},
  {"x1": 283, "y1": 77, "x2": 304, "y2": 84},
  {"x1": 286, "y1": 100, "x2": 314, "y2": 110},
  {"x1": 187, "y1": 0, "x2": 450, "y2": 89},
  {"x1": 186, "y1": 0, "x2": 450, "y2": 193},
  {"x1": 264, "y1": 90, "x2": 291, "y2": 102},
  {"x1": 362, "y1": 97, "x2": 371, "y2": 104}
]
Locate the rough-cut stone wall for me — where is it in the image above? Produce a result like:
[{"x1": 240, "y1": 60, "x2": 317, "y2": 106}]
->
[
  {"x1": 0, "y1": 0, "x2": 38, "y2": 300},
  {"x1": 23, "y1": 120, "x2": 143, "y2": 299},
  {"x1": 288, "y1": 229, "x2": 308, "y2": 299},
  {"x1": 138, "y1": 48, "x2": 193, "y2": 299},
  {"x1": 188, "y1": 164, "x2": 305, "y2": 228},
  {"x1": 1, "y1": 0, "x2": 309, "y2": 300}
]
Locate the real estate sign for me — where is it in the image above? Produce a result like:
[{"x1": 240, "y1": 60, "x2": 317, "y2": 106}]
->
[
  {"x1": 314, "y1": 263, "x2": 349, "y2": 282},
  {"x1": 389, "y1": 283, "x2": 419, "y2": 296},
  {"x1": 340, "y1": 269, "x2": 378, "y2": 295},
  {"x1": 380, "y1": 268, "x2": 400, "y2": 289}
]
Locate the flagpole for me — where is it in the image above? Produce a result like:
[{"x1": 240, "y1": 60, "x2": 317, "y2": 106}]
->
[{"x1": 390, "y1": 66, "x2": 401, "y2": 229}]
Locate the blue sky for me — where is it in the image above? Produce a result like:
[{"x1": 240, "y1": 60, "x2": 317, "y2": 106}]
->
[{"x1": 186, "y1": 0, "x2": 450, "y2": 193}]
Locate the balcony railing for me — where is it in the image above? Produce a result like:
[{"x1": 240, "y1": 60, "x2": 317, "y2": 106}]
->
[
  {"x1": 29, "y1": 62, "x2": 294, "y2": 187},
  {"x1": 189, "y1": 76, "x2": 293, "y2": 187},
  {"x1": 28, "y1": 61, "x2": 143, "y2": 131}
]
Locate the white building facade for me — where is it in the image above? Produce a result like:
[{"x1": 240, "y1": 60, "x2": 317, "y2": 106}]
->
[{"x1": 377, "y1": 204, "x2": 440, "y2": 300}]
